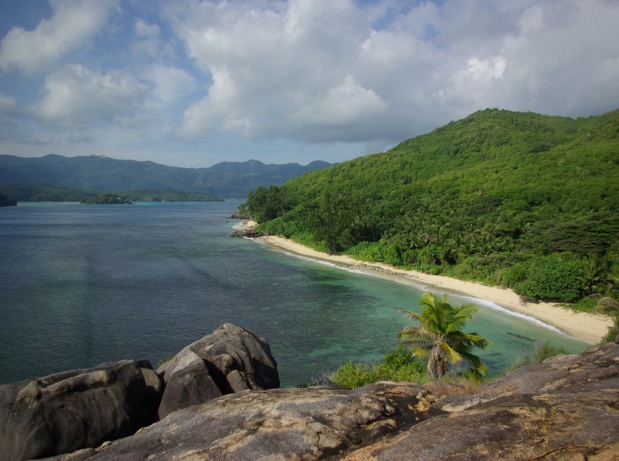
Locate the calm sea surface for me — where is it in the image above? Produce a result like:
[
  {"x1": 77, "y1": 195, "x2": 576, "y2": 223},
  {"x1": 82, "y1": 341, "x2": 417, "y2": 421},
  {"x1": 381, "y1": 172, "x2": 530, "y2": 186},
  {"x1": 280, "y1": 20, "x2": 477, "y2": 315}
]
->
[{"x1": 0, "y1": 202, "x2": 587, "y2": 386}]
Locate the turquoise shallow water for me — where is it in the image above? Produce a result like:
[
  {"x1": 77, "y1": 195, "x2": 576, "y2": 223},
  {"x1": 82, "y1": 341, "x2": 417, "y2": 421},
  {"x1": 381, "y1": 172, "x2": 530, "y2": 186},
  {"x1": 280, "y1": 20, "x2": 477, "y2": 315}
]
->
[{"x1": 0, "y1": 201, "x2": 588, "y2": 386}]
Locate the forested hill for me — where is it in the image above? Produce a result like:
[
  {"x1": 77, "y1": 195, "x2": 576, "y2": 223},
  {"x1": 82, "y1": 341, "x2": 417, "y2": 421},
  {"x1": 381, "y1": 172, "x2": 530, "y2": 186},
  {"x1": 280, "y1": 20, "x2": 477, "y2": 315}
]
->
[
  {"x1": 0, "y1": 155, "x2": 332, "y2": 198},
  {"x1": 242, "y1": 108, "x2": 619, "y2": 304}
]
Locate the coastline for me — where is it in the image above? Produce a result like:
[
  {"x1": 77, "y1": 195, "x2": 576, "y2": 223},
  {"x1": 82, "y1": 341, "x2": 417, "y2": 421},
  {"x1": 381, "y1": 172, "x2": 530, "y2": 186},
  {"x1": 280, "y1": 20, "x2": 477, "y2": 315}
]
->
[{"x1": 237, "y1": 222, "x2": 611, "y2": 344}]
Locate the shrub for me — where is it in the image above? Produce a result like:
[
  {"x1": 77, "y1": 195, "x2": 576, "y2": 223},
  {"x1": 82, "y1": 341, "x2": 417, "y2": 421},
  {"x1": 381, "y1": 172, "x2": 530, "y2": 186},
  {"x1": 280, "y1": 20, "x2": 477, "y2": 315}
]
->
[
  {"x1": 514, "y1": 254, "x2": 583, "y2": 302},
  {"x1": 329, "y1": 347, "x2": 425, "y2": 389},
  {"x1": 503, "y1": 341, "x2": 566, "y2": 374}
]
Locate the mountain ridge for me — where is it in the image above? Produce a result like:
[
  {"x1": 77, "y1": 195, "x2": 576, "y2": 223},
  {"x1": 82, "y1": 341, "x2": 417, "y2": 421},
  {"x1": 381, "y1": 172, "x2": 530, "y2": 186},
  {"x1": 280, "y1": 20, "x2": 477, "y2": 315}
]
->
[{"x1": 0, "y1": 154, "x2": 333, "y2": 198}]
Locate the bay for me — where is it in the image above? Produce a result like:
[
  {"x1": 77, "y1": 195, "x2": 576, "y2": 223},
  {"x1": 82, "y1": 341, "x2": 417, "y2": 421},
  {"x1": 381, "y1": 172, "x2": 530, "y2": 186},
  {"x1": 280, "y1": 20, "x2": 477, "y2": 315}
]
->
[{"x1": 0, "y1": 201, "x2": 587, "y2": 387}]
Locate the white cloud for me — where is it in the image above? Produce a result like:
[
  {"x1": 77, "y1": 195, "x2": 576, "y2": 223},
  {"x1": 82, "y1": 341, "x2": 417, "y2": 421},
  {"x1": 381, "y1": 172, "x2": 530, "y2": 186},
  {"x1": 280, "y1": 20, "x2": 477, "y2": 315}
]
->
[
  {"x1": 0, "y1": 92, "x2": 17, "y2": 112},
  {"x1": 134, "y1": 18, "x2": 160, "y2": 38},
  {"x1": 169, "y1": 0, "x2": 375, "y2": 141},
  {"x1": 31, "y1": 64, "x2": 146, "y2": 127},
  {"x1": 165, "y1": 0, "x2": 619, "y2": 149},
  {"x1": 465, "y1": 56, "x2": 506, "y2": 82},
  {"x1": 0, "y1": 0, "x2": 118, "y2": 75},
  {"x1": 146, "y1": 65, "x2": 197, "y2": 106},
  {"x1": 287, "y1": 75, "x2": 388, "y2": 141},
  {"x1": 0, "y1": 92, "x2": 18, "y2": 130},
  {"x1": 132, "y1": 18, "x2": 174, "y2": 59}
]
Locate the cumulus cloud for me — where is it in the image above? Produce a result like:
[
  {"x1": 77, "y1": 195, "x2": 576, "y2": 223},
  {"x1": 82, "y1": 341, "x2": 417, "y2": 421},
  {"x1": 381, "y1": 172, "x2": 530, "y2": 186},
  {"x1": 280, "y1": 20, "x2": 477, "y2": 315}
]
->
[
  {"x1": 31, "y1": 64, "x2": 146, "y2": 127},
  {"x1": 135, "y1": 18, "x2": 160, "y2": 38},
  {"x1": 145, "y1": 65, "x2": 197, "y2": 106},
  {"x1": 1, "y1": 0, "x2": 618, "y2": 166},
  {"x1": 131, "y1": 18, "x2": 176, "y2": 59},
  {"x1": 166, "y1": 0, "x2": 619, "y2": 148},
  {"x1": 0, "y1": 0, "x2": 118, "y2": 75},
  {"x1": 0, "y1": 93, "x2": 17, "y2": 112}
]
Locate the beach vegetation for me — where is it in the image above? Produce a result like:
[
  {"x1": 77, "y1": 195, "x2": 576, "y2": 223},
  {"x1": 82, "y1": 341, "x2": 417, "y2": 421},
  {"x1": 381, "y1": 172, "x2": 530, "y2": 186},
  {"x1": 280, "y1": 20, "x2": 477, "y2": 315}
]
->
[
  {"x1": 502, "y1": 341, "x2": 566, "y2": 375},
  {"x1": 241, "y1": 108, "x2": 619, "y2": 308},
  {"x1": 327, "y1": 346, "x2": 426, "y2": 389},
  {"x1": 594, "y1": 297, "x2": 619, "y2": 344},
  {"x1": 398, "y1": 292, "x2": 490, "y2": 380}
]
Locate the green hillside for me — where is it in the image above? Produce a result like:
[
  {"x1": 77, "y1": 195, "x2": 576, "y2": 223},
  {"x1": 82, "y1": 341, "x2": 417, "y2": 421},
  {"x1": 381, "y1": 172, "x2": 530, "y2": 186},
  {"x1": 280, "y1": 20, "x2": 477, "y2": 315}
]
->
[{"x1": 241, "y1": 109, "x2": 619, "y2": 304}]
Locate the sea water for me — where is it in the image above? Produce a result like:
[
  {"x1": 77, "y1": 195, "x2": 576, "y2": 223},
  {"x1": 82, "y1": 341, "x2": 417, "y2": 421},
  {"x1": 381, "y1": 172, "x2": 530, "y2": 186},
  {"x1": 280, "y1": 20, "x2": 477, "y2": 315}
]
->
[{"x1": 0, "y1": 201, "x2": 588, "y2": 386}]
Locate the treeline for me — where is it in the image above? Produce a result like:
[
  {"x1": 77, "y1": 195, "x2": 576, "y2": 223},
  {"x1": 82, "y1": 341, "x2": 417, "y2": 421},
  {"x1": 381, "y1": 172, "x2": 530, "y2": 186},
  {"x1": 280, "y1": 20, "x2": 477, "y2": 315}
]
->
[
  {"x1": 81, "y1": 193, "x2": 133, "y2": 205},
  {"x1": 240, "y1": 109, "x2": 619, "y2": 305},
  {"x1": 0, "y1": 192, "x2": 17, "y2": 207},
  {"x1": 0, "y1": 184, "x2": 223, "y2": 203}
]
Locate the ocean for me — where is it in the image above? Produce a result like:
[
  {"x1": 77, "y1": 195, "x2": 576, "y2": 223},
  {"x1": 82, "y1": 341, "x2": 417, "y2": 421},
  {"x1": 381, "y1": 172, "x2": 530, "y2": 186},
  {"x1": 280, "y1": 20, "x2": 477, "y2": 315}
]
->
[{"x1": 0, "y1": 201, "x2": 587, "y2": 386}]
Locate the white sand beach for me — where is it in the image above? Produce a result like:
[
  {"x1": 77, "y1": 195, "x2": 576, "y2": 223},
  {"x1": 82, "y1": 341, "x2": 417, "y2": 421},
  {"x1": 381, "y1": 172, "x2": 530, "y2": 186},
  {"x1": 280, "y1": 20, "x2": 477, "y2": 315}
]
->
[{"x1": 235, "y1": 221, "x2": 612, "y2": 344}]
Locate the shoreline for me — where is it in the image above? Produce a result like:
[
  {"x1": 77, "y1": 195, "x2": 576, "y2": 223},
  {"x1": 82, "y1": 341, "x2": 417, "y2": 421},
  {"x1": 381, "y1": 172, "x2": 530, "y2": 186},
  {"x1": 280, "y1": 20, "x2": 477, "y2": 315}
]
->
[{"x1": 236, "y1": 222, "x2": 611, "y2": 344}]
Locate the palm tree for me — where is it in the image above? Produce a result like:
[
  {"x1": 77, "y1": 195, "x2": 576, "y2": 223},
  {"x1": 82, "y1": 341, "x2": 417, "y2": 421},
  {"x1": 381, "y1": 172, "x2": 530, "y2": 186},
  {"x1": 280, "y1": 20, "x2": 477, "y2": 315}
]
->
[
  {"x1": 398, "y1": 292, "x2": 490, "y2": 380},
  {"x1": 594, "y1": 296, "x2": 619, "y2": 344}
]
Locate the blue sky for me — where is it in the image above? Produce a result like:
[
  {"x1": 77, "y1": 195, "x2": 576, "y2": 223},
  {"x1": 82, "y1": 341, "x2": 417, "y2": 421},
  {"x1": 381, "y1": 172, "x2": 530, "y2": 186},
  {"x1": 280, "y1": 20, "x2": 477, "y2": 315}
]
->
[{"x1": 0, "y1": 0, "x2": 618, "y2": 168}]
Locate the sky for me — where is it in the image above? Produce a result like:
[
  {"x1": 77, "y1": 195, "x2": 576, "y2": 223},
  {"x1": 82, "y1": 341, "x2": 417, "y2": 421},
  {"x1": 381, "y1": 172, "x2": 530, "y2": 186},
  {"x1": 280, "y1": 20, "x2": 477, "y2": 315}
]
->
[{"x1": 0, "y1": 0, "x2": 618, "y2": 168}]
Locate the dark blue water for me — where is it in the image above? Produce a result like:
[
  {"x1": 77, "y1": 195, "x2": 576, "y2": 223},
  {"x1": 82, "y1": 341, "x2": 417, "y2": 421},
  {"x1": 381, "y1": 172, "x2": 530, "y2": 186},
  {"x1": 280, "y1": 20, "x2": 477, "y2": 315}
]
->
[{"x1": 0, "y1": 202, "x2": 587, "y2": 386}]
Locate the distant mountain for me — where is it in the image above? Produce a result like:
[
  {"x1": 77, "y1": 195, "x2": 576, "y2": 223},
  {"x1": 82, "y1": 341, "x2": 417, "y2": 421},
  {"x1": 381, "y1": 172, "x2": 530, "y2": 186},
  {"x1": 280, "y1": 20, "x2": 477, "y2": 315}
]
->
[{"x1": 0, "y1": 155, "x2": 332, "y2": 198}]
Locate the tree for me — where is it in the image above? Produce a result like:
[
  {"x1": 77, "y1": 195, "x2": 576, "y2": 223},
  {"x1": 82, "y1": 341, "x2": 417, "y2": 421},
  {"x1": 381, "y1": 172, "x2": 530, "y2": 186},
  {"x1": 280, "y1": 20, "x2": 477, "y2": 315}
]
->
[
  {"x1": 398, "y1": 292, "x2": 489, "y2": 380},
  {"x1": 305, "y1": 190, "x2": 353, "y2": 255},
  {"x1": 581, "y1": 255, "x2": 619, "y2": 298},
  {"x1": 594, "y1": 296, "x2": 619, "y2": 344}
]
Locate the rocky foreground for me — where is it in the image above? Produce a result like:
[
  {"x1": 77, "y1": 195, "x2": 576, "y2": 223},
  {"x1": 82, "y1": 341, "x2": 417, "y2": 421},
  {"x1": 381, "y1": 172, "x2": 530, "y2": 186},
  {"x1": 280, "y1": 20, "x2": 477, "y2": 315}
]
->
[{"x1": 1, "y1": 324, "x2": 618, "y2": 461}]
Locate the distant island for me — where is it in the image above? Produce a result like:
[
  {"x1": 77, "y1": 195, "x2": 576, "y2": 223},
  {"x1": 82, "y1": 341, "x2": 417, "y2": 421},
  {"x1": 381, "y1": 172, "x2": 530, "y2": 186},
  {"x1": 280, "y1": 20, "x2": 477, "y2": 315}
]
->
[
  {"x1": 0, "y1": 192, "x2": 17, "y2": 207},
  {"x1": 0, "y1": 184, "x2": 225, "y2": 203},
  {"x1": 82, "y1": 193, "x2": 133, "y2": 205}
]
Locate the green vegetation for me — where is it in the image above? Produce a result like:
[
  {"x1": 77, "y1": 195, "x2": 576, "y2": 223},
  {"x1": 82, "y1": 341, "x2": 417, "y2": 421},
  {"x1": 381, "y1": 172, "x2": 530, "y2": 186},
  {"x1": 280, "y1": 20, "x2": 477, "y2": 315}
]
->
[
  {"x1": 82, "y1": 193, "x2": 133, "y2": 205},
  {"x1": 241, "y1": 109, "x2": 619, "y2": 306},
  {"x1": 502, "y1": 342, "x2": 566, "y2": 375},
  {"x1": 0, "y1": 183, "x2": 99, "y2": 202},
  {"x1": 328, "y1": 346, "x2": 425, "y2": 389},
  {"x1": 398, "y1": 292, "x2": 489, "y2": 380},
  {"x1": 594, "y1": 297, "x2": 619, "y2": 344},
  {"x1": 0, "y1": 183, "x2": 223, "y2": 202},
  {"x1": 0, "y1": 192, "x2": 17, "y2": 207},
  {"x1": 113, "y1": 190, "x2": 223, "y2": 202}
]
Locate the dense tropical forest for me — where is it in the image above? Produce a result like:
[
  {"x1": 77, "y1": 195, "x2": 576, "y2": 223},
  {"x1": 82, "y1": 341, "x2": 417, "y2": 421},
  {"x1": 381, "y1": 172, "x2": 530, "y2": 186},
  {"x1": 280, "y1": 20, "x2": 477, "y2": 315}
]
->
[{"x1": 240, "y1": 109, "x2": 619, "y2": 307}]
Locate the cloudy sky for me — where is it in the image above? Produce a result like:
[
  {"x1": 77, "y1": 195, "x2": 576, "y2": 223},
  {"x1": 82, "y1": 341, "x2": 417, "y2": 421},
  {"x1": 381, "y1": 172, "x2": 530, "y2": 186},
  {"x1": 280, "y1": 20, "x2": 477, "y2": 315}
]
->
[{"x1": 0, "y1": 0, "x2": 618, "y2": 168}]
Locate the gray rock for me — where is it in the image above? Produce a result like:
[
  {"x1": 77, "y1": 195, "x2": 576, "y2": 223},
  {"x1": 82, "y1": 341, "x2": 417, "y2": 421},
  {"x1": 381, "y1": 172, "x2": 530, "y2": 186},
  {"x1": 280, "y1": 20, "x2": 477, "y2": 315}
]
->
[
  {"x1": 11, "y1": 330, "x2": 619, "y2": 461},
  {"x1": 341, "y1": 342, "x2": 619, "y2": 460},
  {"x1": 156, "y1": 323, "x2": 279, "y2": 418},
  {"x1": 0, "y1": 360, "x2": 162, "y2": 461},
  {"x1": 44, "y1": 381, "x2": 426, "y2": 461}
]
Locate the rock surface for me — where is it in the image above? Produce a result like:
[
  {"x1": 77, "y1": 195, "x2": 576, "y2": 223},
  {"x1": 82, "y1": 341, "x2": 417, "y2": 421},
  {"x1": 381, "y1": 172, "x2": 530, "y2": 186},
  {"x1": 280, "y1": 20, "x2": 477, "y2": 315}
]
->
[
  {"x1": 44, "y1": 341, "x2": 619, "y2": 461},
  {"x1": 156, "y1": 323, "x2": 279, "y2": 418},
  {"x1": 43, "y1": 382, "x2": 426, "y2": 461},
  {"x1": 341, "y1": 342, "x2": 619, "y2": 460},
  {"x1": 0, "y1": 324, "x2": 279, "y2": 461},
  {"x1": 0, "y1": 360, "x2": 162, "y2": 461}
]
